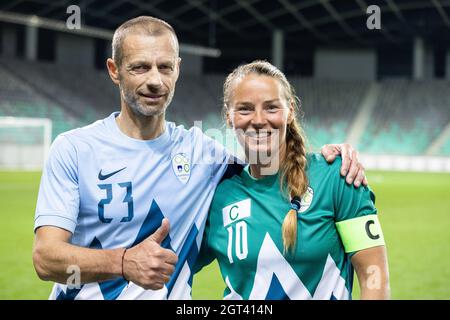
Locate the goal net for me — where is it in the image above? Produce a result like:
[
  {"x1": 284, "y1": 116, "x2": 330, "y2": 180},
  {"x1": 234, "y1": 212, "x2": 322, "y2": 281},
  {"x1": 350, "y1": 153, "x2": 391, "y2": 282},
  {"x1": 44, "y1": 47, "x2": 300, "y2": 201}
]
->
[{"x1": 0, "y1": 117, "x2": 52, "y2": 170}]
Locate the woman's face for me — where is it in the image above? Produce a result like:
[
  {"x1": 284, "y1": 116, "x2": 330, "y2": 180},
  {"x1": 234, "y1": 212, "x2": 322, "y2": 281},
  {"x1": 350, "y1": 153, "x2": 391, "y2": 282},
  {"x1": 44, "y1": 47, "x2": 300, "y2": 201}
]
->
[{"x1": 228, "y1": 74, "x2": 292, "y2": 165}]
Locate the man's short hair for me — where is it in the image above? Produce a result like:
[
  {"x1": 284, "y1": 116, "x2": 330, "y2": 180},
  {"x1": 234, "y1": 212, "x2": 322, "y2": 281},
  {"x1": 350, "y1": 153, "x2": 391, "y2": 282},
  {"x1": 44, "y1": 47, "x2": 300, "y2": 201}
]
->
[{"x1": 112, "y1": 16, "x2": 179, "y2": 67}]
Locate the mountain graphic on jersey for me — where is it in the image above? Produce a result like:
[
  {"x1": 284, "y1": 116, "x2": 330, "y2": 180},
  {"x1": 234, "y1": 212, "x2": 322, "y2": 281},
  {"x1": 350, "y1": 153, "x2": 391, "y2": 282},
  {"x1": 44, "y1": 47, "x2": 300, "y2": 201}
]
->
[
  {"x1": 224, "y1": 233, "x2": 349, "y2": 300},
  {"x1": 55, "y1": 199, "x2": 199, "y2": 300}
]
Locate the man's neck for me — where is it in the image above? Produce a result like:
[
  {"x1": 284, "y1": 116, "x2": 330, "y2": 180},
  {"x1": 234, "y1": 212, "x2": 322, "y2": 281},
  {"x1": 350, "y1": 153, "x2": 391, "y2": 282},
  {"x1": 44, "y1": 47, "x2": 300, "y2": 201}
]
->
[{"x1": 116, "y1": 105, "x2": 166, "y2": 140}]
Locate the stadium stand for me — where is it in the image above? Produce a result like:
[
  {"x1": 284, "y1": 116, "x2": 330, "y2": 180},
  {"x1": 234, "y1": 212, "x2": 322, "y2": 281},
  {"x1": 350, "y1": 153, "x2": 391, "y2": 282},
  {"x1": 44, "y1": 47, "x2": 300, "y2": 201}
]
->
[
  {"x1": 1, "y1": 58, "x2": 449, "y2": 156},
  {"x1": 171, "y1": 75, "x2": 371, "y2": 152},
  {"x1": 439, "y1": 139, "x2": 450, "y2": 156},
  {"x1": 169, "y1": 73, "x2": 223, "y2": 129},
  {"x1": 291, "y1": 78, "x2": 370, "y2": 150},
  {"x1": 0, "y1": 58, "x2": 117, "y2": 137},
  {"x1": 359, "y1": 79, "x2": 450, "y2": 155},
  {"x1": 0, "y1": 59, "x2": 98, "y2": 141}
]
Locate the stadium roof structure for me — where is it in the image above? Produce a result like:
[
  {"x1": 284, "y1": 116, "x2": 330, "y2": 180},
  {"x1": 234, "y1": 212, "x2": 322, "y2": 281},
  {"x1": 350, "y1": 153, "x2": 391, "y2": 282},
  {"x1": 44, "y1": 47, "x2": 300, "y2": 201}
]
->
[
  {"x1": 1, "y1": 0, "x2": 450, "y2": 72},
  {"x1": 1, "y1": 0, "x2": 449, "y2": 46},
  {"x1": 0, "y1": 0, "x2": 450, "y2": 45}
]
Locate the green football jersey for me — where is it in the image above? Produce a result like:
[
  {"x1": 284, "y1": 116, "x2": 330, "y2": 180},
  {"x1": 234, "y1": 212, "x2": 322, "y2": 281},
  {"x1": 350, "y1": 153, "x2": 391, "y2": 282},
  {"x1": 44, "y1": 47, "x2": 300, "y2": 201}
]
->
[{"x1": 195, "y1": 154, "x2": 385, "y2": 300}]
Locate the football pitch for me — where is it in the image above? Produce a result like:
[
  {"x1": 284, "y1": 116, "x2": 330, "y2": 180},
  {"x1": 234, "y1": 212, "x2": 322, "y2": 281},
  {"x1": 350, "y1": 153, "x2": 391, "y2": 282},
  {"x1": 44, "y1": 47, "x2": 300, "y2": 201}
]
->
[{"x1": 0, "y1": 170, "x2": 449, "y2": 300}]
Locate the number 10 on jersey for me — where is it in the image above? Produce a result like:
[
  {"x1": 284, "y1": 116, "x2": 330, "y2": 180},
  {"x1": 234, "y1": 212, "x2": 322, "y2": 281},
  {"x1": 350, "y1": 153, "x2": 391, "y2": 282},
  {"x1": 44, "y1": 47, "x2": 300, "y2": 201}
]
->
[{"x1": 226, "y1": 221, "x2": 248, "y2": 263}]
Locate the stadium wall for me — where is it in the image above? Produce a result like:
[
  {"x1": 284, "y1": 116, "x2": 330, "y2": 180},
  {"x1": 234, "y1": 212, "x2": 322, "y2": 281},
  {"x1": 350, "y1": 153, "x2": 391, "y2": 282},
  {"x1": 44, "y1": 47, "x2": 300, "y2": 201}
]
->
[
  {"x1": 1, "y1": 23, "x2": 16, "y2": 57},
  {"x1": 56, "y1": 33, "x2": 94, "y2": 67},
  {"x1": 361, "y1": 154, "x2": 450, "y2": 172},
  {"x1": 179, "y1": 53, "x2": 202, "y2": 75},
  {"x1": 314, "y1": 49, "x2": 376, "y2": 80},
  {"x1": 445, "y1": 50, "x2": 450, "y2": 80}
]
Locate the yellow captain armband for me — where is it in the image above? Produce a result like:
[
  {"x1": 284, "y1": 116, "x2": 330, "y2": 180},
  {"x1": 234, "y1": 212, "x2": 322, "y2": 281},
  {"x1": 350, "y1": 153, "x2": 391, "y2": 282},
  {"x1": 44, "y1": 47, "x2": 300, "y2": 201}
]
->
[{"x1": 335, "y1": 215, "x2": 385, "y2": 253}]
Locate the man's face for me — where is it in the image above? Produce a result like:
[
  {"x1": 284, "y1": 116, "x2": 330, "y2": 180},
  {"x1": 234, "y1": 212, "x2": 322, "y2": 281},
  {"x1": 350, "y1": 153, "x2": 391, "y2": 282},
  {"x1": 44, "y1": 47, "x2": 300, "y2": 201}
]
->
[{"x1": 118, "y1": 33, "x2": 180, "y2": 117}]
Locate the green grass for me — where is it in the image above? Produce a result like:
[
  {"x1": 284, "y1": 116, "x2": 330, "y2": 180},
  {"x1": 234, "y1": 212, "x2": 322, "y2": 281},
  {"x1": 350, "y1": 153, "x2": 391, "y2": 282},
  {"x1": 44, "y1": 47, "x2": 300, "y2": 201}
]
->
[
  {"x1": 364, "y1": 171, "x2": 450, "y2": 299},
  {"x1": 0, "y1": 170, "x2": 449, "y2": 299},
  {"x1": 0, "y1": 171, "x2": 53, "y2": 299}
]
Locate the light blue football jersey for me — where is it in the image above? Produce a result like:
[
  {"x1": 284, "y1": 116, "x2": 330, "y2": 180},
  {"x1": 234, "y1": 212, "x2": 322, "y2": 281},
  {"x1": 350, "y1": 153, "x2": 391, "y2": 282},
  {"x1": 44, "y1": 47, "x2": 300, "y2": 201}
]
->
[{"x1": 34, "y1": 112, "x2": 232, "y2": 300}]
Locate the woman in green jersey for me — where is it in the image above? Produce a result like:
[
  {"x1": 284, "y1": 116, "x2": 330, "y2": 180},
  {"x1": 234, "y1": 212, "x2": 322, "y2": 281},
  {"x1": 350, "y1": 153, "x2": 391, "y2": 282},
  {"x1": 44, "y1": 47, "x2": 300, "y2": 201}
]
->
[{"x1": 195, "y1": 60, "x2": 390, "y2": 300}]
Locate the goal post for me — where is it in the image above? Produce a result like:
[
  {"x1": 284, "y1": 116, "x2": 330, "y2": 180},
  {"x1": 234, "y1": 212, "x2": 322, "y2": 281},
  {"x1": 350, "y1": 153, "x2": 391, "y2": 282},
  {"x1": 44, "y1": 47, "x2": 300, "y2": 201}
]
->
[{"x1": 0, "y1": 117, "x2": 52, "y2": 170}]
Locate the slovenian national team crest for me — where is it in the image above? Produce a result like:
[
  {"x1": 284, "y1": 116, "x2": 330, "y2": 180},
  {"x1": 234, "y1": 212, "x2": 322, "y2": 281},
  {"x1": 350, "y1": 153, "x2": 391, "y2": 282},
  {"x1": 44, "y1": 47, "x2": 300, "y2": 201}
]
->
[
  {"x1": 299, "y1": 187, "x2": 314, "y2": 213},
  {"x1": 172, "y1": 153, "x2": 190, "y2": 184}
]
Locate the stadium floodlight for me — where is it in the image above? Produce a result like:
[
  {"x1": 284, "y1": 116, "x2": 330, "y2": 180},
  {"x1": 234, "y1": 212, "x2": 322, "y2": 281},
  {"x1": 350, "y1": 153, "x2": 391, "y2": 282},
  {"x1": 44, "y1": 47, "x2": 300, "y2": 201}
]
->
[{"x1": 0, "y1": 117, "x2": 52, "y2": 170}]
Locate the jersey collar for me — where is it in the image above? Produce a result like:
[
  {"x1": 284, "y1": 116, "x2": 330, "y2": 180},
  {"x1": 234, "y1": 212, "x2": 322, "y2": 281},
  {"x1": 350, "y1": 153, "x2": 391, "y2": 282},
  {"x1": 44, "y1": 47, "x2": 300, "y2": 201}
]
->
[
  {"x1": 105, "y1": 112, "x2": 171, "y2": 150},
  {"x1": 241, "y1": 165, "x2": 279, "y2": 190}
]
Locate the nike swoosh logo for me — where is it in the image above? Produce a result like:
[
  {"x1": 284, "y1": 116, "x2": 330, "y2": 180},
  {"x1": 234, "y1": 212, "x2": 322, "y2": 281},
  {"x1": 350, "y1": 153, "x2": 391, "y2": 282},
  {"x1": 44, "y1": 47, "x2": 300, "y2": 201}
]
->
[{"x1": 98, "y1": 167, "x2": 126, "y2": 180}]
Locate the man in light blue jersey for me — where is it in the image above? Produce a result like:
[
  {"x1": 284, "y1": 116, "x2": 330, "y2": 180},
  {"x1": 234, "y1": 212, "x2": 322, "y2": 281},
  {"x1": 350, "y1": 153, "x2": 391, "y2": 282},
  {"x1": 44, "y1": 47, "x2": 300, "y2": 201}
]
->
[{"x1": 32, "y1": 16, "x2": 368, "y2": 300}]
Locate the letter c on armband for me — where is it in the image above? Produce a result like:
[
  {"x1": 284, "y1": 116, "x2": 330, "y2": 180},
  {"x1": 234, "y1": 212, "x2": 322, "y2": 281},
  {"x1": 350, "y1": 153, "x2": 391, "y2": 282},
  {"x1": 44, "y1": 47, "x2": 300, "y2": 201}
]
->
[{"x1": 335, "y1": 215, "x2": 385, "y2": 253}]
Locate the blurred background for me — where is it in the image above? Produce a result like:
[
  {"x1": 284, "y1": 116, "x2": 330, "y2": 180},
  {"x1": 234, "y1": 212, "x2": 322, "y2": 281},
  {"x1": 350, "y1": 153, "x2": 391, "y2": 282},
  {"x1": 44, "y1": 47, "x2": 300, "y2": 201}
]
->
[{"x1": 0, "y1": 0, "x2": 448, "y2": 299}]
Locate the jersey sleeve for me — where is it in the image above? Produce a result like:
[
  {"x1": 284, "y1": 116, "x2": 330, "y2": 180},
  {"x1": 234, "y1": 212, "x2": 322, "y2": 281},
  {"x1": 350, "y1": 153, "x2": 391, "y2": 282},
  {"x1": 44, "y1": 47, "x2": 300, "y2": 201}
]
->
[
  {"x1": 332, "y1": 157, "x2": 385, "y2": 255},
  {"x1": 193, "y1": 215, "x2": 215, "y2": 274},
  {"x1": 197, "y1": 128, "x2": 233, "y2": 184},
  {"x1": 34, "y1": 134, "x2": 80, "y2": 233}
]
